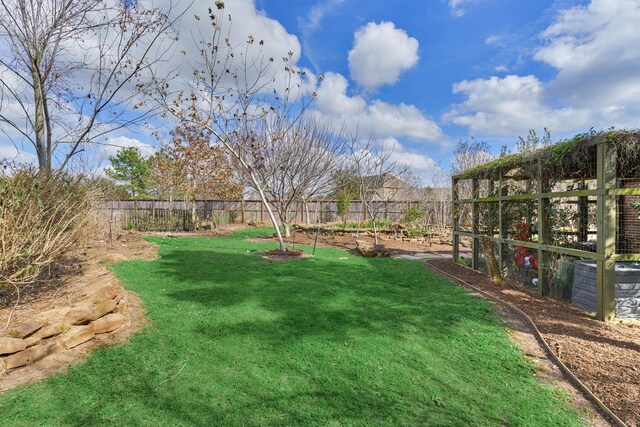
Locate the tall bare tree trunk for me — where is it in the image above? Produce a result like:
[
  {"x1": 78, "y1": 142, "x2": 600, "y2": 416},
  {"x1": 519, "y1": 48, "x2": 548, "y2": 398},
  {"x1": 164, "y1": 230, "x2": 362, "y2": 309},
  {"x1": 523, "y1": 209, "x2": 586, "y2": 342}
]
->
[
  {"x1": 32, "y1": 71, "x2": 47, "y2": 174},
  {"x1": 250, "y1": 172, "x2": 286, "y2": 251}
]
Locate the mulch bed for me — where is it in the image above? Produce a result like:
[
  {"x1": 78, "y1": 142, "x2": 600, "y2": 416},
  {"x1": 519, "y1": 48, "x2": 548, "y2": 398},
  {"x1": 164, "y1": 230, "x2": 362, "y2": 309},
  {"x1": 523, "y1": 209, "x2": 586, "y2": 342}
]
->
[
  {"x1": 259, "y1": 249, "x2": 306, "y2": 262},
  {"x1": 426, "y1": 259, "x2": 640, "y2": 427}
]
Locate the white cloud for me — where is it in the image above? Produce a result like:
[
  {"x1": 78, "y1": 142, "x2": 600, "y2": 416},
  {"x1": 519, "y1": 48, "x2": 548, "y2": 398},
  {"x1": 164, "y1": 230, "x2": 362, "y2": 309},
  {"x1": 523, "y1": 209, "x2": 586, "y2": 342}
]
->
[
  {"x1": 299, "y1": 0, "x2": 347, "y2": 34},
  {"x1": 314, "y1": 72, "x2": 445, "y2": 143},
  {"x1": 533, "y1": 0, "x2": 640, "y2": 127},
  {"x1": 0, "y1": 143, "x2": 37, "y2": 165},
  {"x1": 446, "y1": 0, "x2": 640, "y2": 137},
  {"x1": 494, "y1": 65, "x2": 508, "y2": 73},
  {"x1": 377, "y1": 137, "x2": 444, "y2": 185},
  {"x1": 348, "y1": 22, "x2": 419, "y2": 91},
  {"x1": 485, "y1": 34, "x2": 501, "y2": 45},
  {"x1": 443, "y1": 75, "x2": 590, "y2": 136},
  {"x1": 449, "y1": 0, "x2": 476, "y2": 17},
  {"x1": 100, "y1": 136, "x2": 156, "y2": 158}
]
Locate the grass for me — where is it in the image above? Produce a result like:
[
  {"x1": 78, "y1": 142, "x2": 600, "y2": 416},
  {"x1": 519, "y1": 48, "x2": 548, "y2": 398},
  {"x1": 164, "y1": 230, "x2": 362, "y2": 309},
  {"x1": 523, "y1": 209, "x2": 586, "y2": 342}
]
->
[{"x1": 0, "y1": 228, "x2": 585, "y2": 426}]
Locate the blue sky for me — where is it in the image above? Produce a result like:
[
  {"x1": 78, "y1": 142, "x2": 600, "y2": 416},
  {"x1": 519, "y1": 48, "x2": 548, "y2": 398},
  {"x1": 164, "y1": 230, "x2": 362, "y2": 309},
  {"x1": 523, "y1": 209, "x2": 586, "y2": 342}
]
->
[
  {"x1": 252, "y1": 0, "x2": 639, "y2": 182},
  {"x1": 1, "y1": 0, "x2": 639, "y2": 184}
]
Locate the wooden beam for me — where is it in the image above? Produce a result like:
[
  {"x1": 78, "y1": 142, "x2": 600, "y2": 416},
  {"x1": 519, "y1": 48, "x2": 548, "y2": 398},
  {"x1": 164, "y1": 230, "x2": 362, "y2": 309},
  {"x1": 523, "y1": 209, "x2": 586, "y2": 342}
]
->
[
  {"x1": 456, "y1": 188, "x2": 599, "y2": 204},
  {"x1": 471, "y1": 178, "x2": 479, "y2": 270},
  {"x1": 537, "y1": 161, "x2": 548, "y2": 296},
  {"x1": 498, "y1": 171, "x2": 506, "y2": 273},
  {"x1": 596, "y1": 141, "x2": 617, "y2": 322},
  {"x1": 452, "y1": 177, "x2": 460, "y2": 262}
]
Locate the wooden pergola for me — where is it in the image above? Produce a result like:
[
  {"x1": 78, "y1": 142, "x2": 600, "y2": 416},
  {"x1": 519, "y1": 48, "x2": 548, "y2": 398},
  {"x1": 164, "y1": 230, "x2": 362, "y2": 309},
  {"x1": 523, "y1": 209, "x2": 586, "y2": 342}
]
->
[{"x1": 452, "y1": 131, "x2": 640, "y2": 321}]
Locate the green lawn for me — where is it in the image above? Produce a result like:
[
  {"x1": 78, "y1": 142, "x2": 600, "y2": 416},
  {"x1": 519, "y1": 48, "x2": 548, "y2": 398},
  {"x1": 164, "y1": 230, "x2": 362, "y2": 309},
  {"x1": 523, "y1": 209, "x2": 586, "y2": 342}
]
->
[{"x1": 0, "y1": 229, "x2": 584, "y2": 426}]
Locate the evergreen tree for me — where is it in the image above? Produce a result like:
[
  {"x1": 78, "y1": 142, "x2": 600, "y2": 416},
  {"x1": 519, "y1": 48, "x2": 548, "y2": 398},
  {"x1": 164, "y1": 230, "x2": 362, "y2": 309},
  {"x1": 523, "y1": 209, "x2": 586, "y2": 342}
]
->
[{"x1": 105, "y1": 147, "x2": 153, "y2": 198}]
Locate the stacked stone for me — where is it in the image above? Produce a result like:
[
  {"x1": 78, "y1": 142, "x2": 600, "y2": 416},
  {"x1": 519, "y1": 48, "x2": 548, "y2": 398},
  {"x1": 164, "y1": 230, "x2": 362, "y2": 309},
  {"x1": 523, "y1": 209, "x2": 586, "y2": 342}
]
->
[{"x1": 0, "y1": 281, "x2": 129, "y2": 373}]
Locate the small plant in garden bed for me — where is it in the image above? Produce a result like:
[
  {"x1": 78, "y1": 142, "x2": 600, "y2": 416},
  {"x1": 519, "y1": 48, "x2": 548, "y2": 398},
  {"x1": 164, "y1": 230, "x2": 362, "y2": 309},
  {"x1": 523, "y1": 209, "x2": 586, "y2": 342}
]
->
[{"x1": 341, "y1": 219, "x2": 393, "y2": 229}]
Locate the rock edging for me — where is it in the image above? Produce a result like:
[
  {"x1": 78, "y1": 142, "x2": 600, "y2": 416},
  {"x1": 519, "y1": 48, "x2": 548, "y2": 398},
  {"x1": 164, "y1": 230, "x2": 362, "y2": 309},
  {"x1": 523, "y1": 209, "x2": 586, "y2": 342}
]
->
[{"x1": 1, "y1": 280, "x2": 130, "y2": 373}]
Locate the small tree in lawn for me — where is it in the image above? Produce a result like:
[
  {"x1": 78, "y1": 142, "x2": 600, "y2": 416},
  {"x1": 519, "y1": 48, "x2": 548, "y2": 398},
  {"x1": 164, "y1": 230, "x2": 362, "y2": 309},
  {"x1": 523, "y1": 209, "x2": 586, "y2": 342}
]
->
[
  {"x1": 239, "y1": 116, "x2": 345, "y2": 237},
  {"x1": 105, "y1": 147, "x2": 153, "y2": 199},
  {"x1": 150, "y1": 151, "x2": 185, "y2": 204},
  {"x1": 332, "y1": 170, "x2": 360, "y2": 226},
  {"x1": 422, "y1": 167, "x2": 452, "y2": 242},
  {"x1": 346, "y1": 137, "x2": 411, "y2": 245},
  {"x1": 152, "y1": 4, "x2": 315, "y2": 251},
  {"x1": 336, "y1": 189, "x2": 351, "y2": 226}
]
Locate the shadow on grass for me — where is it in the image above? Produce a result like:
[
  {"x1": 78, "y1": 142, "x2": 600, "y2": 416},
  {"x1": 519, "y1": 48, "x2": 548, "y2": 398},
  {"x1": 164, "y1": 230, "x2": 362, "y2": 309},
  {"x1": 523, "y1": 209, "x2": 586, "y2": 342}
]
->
[
  {"x1": 155, "y1": 247, "x2": 497, "y2": 344},
  {"x1": 0, "y1": 234, "x2": 585, "y2": 427}
]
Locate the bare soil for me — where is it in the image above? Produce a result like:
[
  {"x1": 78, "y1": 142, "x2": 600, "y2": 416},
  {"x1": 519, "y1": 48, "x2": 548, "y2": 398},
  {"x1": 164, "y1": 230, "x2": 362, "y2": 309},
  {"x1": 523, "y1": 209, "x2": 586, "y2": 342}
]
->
[
  {"x1": 282, "y1": 227, "x2": 456, "y2": 254},
  {"x1": 259, "y1": 249, "x2": 306, "y2": 263}
]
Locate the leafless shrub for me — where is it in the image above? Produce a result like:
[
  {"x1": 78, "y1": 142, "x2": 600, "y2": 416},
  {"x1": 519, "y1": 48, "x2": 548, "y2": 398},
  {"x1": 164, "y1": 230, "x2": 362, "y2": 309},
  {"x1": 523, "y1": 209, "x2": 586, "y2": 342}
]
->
[{"x1": 0, "y1": 166, "x2": 97, "y2": 299}]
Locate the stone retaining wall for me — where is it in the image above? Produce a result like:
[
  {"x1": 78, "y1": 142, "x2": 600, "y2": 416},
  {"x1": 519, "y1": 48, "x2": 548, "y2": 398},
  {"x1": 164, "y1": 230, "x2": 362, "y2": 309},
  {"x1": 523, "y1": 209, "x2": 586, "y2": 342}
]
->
[{"x1": 1, "y1": 280, "x2": 130, "y2": 373}]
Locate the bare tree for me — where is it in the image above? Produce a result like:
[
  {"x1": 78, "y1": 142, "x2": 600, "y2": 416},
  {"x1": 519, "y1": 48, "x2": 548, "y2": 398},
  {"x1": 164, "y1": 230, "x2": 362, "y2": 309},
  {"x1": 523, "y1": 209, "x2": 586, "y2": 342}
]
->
[
  {"x1": 345, "y1": 137, "x2": 411, "y2": 244},
  {"x1": 0, "y1": 0, "x2": 178, "y2": 173},
  {"x1": 422, "y1": 168, "x2": 452, "y2": 242},
  {"x1": 154, "y1": 4, "x2": 314, "y2": 251},
  {"x1": 451, "y1": 139, "x2": 493, "y2": 177},
  {"x1": 451, "y1": 139, "x2": 493, "y2": 228},
  {"x1": 240, "y1": 116, "x2": 345, "y2": 237}
]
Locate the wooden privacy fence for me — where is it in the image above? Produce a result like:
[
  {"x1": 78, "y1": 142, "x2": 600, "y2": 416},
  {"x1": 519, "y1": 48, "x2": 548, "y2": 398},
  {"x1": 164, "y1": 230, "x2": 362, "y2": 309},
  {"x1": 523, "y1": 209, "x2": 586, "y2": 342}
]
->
[{"x1": 97, "y1": 199, "x2": 430, "y2": 227}]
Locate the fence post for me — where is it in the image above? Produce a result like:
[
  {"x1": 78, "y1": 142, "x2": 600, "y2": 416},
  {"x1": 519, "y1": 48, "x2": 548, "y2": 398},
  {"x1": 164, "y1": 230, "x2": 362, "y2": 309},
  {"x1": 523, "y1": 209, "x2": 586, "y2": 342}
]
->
[
  {"x1": 596, "y1": 141, "x2": 617, "y2": 322},
  {"x1": 471, "y1": 178, "x2": 479, "y2": 270},
  {"x1": 452, "y1": 178, "x2": 459, "y2": 263}
]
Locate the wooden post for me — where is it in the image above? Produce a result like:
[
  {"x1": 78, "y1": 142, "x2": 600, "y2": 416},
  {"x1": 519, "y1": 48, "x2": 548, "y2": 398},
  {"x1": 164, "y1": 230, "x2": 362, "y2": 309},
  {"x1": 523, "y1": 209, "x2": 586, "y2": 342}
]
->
[
  {"x1": 260, "y1": 202, "x2": 264, "y2": 222},
  {"x1": 498, "y1": 171, "x2": 506, "y2": 273},
  {"x1": 577, "y1": 181, "x2": 589, "y2": 242},
  {"x1": 537, "y1": 161, "x2": 550, "y2": 296},
  {"x1": 596, "y1": 141, "x2": 617, "y2": 322},
  {"x1": 471, "y1": 178, "x2": 479, "y2": 271},
  {"x1": 452, "y1": 177, "x2": 459, "y2": 262}
]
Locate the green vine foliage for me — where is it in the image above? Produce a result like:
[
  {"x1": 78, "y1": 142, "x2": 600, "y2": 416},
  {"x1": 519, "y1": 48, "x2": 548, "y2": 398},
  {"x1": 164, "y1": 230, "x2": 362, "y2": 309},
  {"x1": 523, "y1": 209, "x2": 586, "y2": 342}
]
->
[{"x1": 454, "y1": 129, "x2": 640, "y2": 182}]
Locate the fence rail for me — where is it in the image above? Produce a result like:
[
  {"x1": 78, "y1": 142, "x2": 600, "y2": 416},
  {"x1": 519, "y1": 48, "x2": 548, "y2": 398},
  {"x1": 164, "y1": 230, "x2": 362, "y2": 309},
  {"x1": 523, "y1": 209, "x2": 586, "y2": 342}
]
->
[{"x1": 97, "y1": 199, "x2": 434, "y2": 225}]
